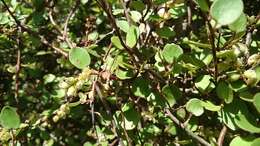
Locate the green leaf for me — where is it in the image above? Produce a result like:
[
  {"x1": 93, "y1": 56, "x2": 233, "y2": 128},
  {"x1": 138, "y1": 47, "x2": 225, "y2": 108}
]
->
[
  {"x1": 194, "y1": 75, "x2": 212, "y2": 93},
  {"x1": 162, "y1": 84, "x2": 182, "y2": 107},
  {"x1": 219, "y1": 102, "x2": 239, "y2": 130},
  {"x1": 130, "y1": 1, "x2": 145, "y2": 11},
  {"x1": 186, "y1": 98, "x2": 204, "y2": 116},
  {"x1": 115, "y1": 68, "x2": 135, "y2": 80},
  {"x1": 0, "y1": 106, "x2": 21, "y2": 129},
  {"x1": 126, "y1": 25, "x2": 138, "y2": 48},
  {"x1": 253, "y1": 93, "x2": 260, "y2": 113},
  {"x1": 162, "y1": 43, "x2": 183, "y2": 64},
  {"x1": 230, "y1": 136, "x2": 255, "y2": 146},
  {"x1": 147, "y1": 92, "x2": 167, "y2": 107},
  {"x1": 111, "y1": 36, "x2": 123, "y2": 49},
  {"x1": 69, "y1": 48, "x2": 91, "y2": 69},
  {"x1": 195, "y1": 0, "x2": 209, "y2": 12},
  {"x1": 210, "y1": 0, "x2": 244, "y2": 25},
  {"x1": 116, "y1": 20, "x2": 129, "y2": 33},
  {"x1": 229, "y1": 13, "x2": 247, "y2": 32},
  {"x1": 201, "y1": 101, "x2": 221, "y2": 111},
  {"x1": 216, "y1": 81, "x2": 233, "y2": 103},
  {"x1": 130, "y1": 11, "x2": 142, "y2": 22},
  {"x1": 234, "y1": 112, "x2": 260, "y2": 133},
  {"x1": 230, "y1": 80, "x2": 247, "y2": 92},
  {"x1": 43, "y1": 74, "x2": 56, "y2": 84},
  {"x1": 121, "y1": 103, "x2": 140, "y2": 130},
  {"x1": 132, "y1": 77, "x2": 152, "y2": 98},
  {"x1": 156, "y1": 27, "x2": 176, "y2": 38},
  {"x1": 252, "y1": 138, "x2": 260, "y2": 146},
  {"x1": 239, "y1": 90, "x2": 254, "y2": 102}
]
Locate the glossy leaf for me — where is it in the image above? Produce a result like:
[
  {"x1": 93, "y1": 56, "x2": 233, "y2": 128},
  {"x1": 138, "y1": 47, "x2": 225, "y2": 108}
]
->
[
  {"x1": 156, "y1": 27, "x2": 176, "y2": 38},
  {"x1": 0, "y1": 106, "x2": 21, "y2": 129},
  {"x1": 121, "y1": 103, "x2": 140, "y2": 130},
  {"x1": 216, "y1": 81, "x2": 233, "y2": 103},
  {"x1": 230, "y1": 136, "x2": 255, "y2": 146},
  {"x1": 115, "y1": 68, "x2": 135, "y2": 80},
  {"x1": 111, "y1": 36, "x2": 123, "y2": 49},
  {"x1": 235, "y1": 112, "x2": 260, "y2": 133},
  {"x1": 210, "y1": 0, "x2": 244, "y2": 25},
  {"x1": 201, "y1": 101, "x2": 221, "y2": 111},
  {"x1": 186, "y1": 98, "x2": 204, "y2": 116},
  {"x1": 195, "y1": 0, "x2": 209, "y2": 12},
  {"x1": 132, "y1": 77, "x2": 152, "y2": 98},
  {"x1": 69, "y1": 48, "x2": 91, "y2": 69},
  {"x1": 162, "y1": 84, "x2": 182, "y2": 107},
  {"x1": 162, "y1": 43, "x2": 183, "y2": 64},
  {"x1": 126, "y1": 25, "x2": 138, "y2": 48},
  {"x1": 218, "y1": 99, "x2": 244, "y2": 130},
  {"x1": 253, "y1": 93, "x2": 260, "y2": 113},
  {"x1": 229, "y1": 13, "x2": 247, "y2": 32},
  {"x1": 116, "y1": 20, "x2": 129, "y2": 33},
  {"x1": 194, "y1": 75, "x2": 212, "y2": 93}
]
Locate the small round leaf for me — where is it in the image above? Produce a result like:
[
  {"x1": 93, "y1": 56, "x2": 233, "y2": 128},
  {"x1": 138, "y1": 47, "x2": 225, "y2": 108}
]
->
[
  {"x1": 230, "y1": 136, "x2": 255, "y2": 146},
  {"x1": 0, "y1": 106, "x2": 21, "y2": 129},
  {"x1": 253, "y1": 93, "x2": 260, "y2": 113},
  {"x1": 69, "y1": 48, "x2": 91, "y2": 69},
  {"x1": 162, "y1": 43, "x2": 183, "y2": 64},
  {"x1": 186, "y1": 98, "x2": 204, "y2": 116},
  {"x1": 216, "y1": 81, "x2": 233, "y2": 103},
  {"x1": 229, "y1": 13, "x2": 247, "y2": 32},
  {"x1": 162, "y1": 84, "x2": 182, "y2": 107},
  {"x1": 210, "y1": 0, "x2": 244, "y2": 25}
]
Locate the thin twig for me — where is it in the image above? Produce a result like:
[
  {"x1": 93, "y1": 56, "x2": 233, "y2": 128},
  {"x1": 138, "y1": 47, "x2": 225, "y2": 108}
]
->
[
  {"x1": 48, "y1": 10, "x2": 63, "y2": 34},
  {"x1": 63, "y1": 0, "x2": 80, "y2": 47},
  {"x1": 94, "y1": 82, "x2": 125, "y2": 145},
  {"x1": 165, "y1": 108, "x2": 211, "y2": 146},
  {"x1": 1, "y1": 0, "x2": 68, "y2": 57},
  {"x1": 120, "y1": 0, "x2": 132, "y2": 25},
  {"x1": 96, "y1": 0, "x2": 140, "y2": 65},
  {"x1": 10, "y1": 130, "x2": 15, "y2": 146},
  {"x1": 206, "y1": 21, "x2": 218, "y2": 80},
  {"x1": 14, "y1": 26, "x2": 21, "y2": 104},
  {"x1": 0, "y1": 0, "x2": 21, "y2": 27},
  {"x1": 217, "y1": 125, "x2": 227, "y2": 146}
]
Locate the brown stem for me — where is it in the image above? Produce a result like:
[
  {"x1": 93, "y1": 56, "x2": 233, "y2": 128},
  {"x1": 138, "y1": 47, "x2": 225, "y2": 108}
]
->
[
  {"x1": 1, "y1": 0, "x2": 68, "y2": 57},
  {"x1": 206, "y1": 21, "x2": 218, "y2": 80},
  {"x1": 120, "y1": 0, "x2": 132, "y2": 25},
  {"x1": 63, "y1": 0, "x2": 80, "y2": 46},
  {"x1": 14, "y1": 26, "x2": 22, "y2": 104},
  {"x1": 217, "y1": 125, "x2": 227, "y2": 146},
  {"x1": 10, "y1": 130, "x2": 16, "y2": 146},
  {"x1": 94, "y1": 82, "x2": 126, "y2": 145},
  {"x1": 96, "y1": 0, "x2": 140, "y2": 65},
  {"x1": 165, "y1": 108, "x2": 211, "y2": 146}
]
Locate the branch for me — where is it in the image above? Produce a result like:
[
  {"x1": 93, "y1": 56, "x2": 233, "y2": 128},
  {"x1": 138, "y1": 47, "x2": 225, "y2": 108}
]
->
[
  {"x1": 94, "y1": 82, "x2": 126, "y2": 145},
  {"x1": 63, "y1": 0, "x2": 80, "y2": 47},
  {"x1": 14, "y1": 26, "x2": 21, "y2": 104},
  {"x1": 96, "y1": 0, "x2": 140, "y2": 65},
  {"x1": 1, "y1": 0, "x2": 68, "y2": 57},
  {"x1": 120, "y1": 0, "x2": 132, "y2": 25},
  {"x1": 206, "y1": 20, "x2": 218, "y2": 80},
  {"x1": 217, "y1": 125, "x2": 227, "y2": 146},
  {"x1": 165, "y1": 108, "x2": 211, "y2": 146}
]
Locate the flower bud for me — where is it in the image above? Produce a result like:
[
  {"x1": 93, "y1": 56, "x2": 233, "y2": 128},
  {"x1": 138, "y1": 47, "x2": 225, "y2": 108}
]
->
[
  {"x1": 60, "y1": 104, "x2": 70, "y2": 113},
  {"x1": 228, "y1": 72, "x2": 241, "y2": 82},
  {"x1": 59, "y1": 81, "x2": 70, "y2": 89},
  {"x1": 67, "y1": 86, "x2": 77, "y2": 97},
  {"x1": 243, "y1": 69, "x2": 257, "y2": 86},
  {"x1": 247, "y1": 54, "x2": 260, "y2": 66},
  {"x1": 52, "y1": 115, "x2": 60, "y2": 123}
]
